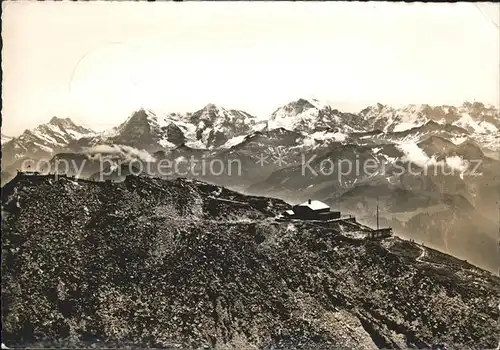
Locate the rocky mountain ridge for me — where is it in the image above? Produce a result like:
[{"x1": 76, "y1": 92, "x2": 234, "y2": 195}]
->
[{"x1": 1, "y1": 174, "x2": 499, "y2": 348}]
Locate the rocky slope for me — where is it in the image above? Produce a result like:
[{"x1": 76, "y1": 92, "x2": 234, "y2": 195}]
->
[{"x1": 1, "y1": 174, "x2": 499, "y2": 349}]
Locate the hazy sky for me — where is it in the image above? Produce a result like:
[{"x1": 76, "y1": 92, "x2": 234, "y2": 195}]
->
[{"x1": 2, "y1": 2, "x2": 499, "y2": 136}]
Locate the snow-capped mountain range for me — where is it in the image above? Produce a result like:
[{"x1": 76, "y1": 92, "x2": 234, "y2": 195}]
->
[
  {"x1": 1, "y1": 117, "x2": 96, "y2": 166},
  {"x1": 2, "y1": 99, "x2": 499, "y2": 170},
  {"x1": 266, "y1": 98, "x2": 364, "y2": 134},
  {"x1": 62, "y1": 104, "x2": 263, "y2": 153},
  {"x1": 359, "y1": 101, "x2": 500, "y2": 134},
  {"x1": 2, "y1": 99, "x2": 498, "y2": 276}
]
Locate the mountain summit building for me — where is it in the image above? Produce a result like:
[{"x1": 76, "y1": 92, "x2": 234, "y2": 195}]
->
[
  {"x1": 283, "y1": 199, "x2": 341, "y2": 220},
  {"x1": 279, "y1": 198, "x2": 393, "y2": 240}
]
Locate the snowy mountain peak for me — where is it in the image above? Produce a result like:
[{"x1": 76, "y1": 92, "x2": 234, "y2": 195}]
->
[
  {"x1": 43, "y1": 117, "x2": 95, "y2": 137},
  {"x1": 267, "y1": 99, "x2": 321, "y2": 132},
  {"x1": 127, "y1": 109, "x2": 149, "y2": 123},
  {"x1": 274, "y1": 98, "x2": 323, "y2": 115},
  {"x1": 2, "y1": 117, "x2": 97, "y2": 166},
  {"x1": 186, "y1": 104, "x2": 258, "y2": 148},
  {"x1": 266, "y1": 98, "x2": 364, "y2": 134},
  {"x1": 191, "y1": 103, "x2": 237, "y2": 125},
  {"x1": 74, "y1": 105, "x2": 260, "y2": 152},
  {"x1": 356, "y1": 102, "x2": 499, "y2": 151},
  {"x1": 31, "y1": 116, "x2": 95, "y2": 139},
  {"x1": 202, "y1": 103, "x2": 222, "y2": 111},
  {"x1": 360, "y1": 103, "x2": 387, "y2": 115},
  {"x1": 294, "y1": 98, "x2": 316, "y2": 108},
  {"x1": 361, "y1": 104, "x2": 447, "y2": 133},
  {"x1": 98, "y1": 109, "x2": 187, "y2": 150},
  {"x1": 49, "y1": 116, "x2": 73, "y2": 126}
]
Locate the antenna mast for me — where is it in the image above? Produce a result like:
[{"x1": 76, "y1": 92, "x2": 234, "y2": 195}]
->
[{"x1": 376, "y1": 197, "x2": 379, "y2": 230}]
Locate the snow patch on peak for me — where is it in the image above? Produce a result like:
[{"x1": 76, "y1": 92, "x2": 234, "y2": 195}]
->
[
  {"x1": 267, "y1": 106, "x2": 320, "y2": 132},
  {"x1": 307, "y1": 97, "x2": 331, "y2": 111},
  {"x1": 221, "y1": 135, "x2": 248, "y2": 149},
  {"x1": 361, "y1": 104, "x2": 428, "y2": 133},
  {"x1": 266, "y1": 98, "x2": 348, "y2": 133},
  {"x1": 454, "y1": 113, "x2": 498, "y2": 134},
  {"x1": 393, "y1": 121, "x2": 425, "y2": 132},
  {"x1": 450, "y1": 136, "x2": 468, "y2": 146}
]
